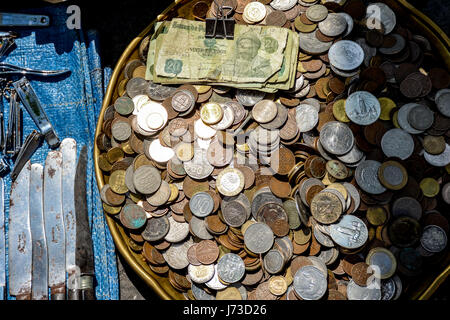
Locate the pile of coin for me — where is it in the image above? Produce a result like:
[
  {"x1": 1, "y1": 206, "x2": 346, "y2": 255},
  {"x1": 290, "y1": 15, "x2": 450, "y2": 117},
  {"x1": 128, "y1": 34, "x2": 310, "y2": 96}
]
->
[{"x1": 97, "y1": 0, "x2": 450, "y2": 300}]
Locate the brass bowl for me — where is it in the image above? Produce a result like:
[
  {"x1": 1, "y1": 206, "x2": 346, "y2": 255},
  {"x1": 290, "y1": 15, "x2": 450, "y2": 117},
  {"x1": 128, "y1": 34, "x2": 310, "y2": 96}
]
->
[{"x1": 94, "y1": 0, "x2": 450, "y2": 300}]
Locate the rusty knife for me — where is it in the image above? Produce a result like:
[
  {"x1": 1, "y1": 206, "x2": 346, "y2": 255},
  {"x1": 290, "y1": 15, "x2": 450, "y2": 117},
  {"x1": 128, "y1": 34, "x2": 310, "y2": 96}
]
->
[
  {"x1": 43, "y1": 151, "x2": 66, "y2": 300},
  {"x1": 71, "y1": 146, "x2": 96, "y2": 300},
  {"x1": 8, "y1": 161, "x2": 32, "y2": 300}
]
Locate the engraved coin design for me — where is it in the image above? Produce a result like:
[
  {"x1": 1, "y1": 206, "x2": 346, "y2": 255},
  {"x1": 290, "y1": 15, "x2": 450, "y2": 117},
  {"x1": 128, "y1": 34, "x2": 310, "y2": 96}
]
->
[
  {"x1": 345, "y1": 91, "x2": 381, "y2": 125},
  {"x1": 293, "y1": 265, "x2": 327, "y2": 300},
  {"x1": 420, "y1": 225, "x2": 447, "y2": 253},
  {"x1": 296, "y1": 104, "x2": 319, "y2": 132},
  {"x1": 355, "y1": 160, "x2": 387, "y2": 195},
  {"x1": 330, "y1": 215, "x2": 369, "y2": 249},
  {"x1": 311, "y1": 192, "x2": 343, "y2": 225},
  {"x1": 319, "y1": 121, "x2": 355, "y2": 156},
  {"x1": 217, "y1": 253, "x2": 246, "y2": 284},
  {"x1": 381, "y1": 128, "x2": 414, "y2": 160},
  {"x1": 244, "y1": 222, "x2": 274, "y2": 254},
  {"x1": 189, "y1": 192, "x2": 215, "y2": 218},
  {"x1": 329, "y1": 40, "x2": 364, "y2": 71}
]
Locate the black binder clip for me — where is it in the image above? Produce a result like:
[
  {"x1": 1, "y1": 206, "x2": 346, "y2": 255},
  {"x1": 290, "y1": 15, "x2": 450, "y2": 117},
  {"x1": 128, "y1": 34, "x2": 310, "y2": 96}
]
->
[{"x1": 205, "y1": 0, "x2": 235, "y2": 39}]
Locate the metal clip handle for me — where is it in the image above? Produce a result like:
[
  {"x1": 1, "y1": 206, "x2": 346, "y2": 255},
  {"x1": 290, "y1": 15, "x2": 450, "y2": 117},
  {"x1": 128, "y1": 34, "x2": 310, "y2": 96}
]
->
[
  {"x1": 205, "y1": 0, "x2": 235, "y2": 39},
  {"x1": 12, "y1": 77, "x2": 60, "y2": 149},
  {"x1": 11, "y1": 130, "x2": 43, "y2": 181},
  {"x1": 0, "y1": 13, "x2": 50, "y2": 27}
]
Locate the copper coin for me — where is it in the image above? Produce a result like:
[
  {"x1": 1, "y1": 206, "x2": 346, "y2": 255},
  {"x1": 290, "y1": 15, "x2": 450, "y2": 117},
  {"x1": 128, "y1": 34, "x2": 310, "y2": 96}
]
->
[
  {"x1": 195, "y1": 240, "x2": 220, "y2": 265},
  {"x1": 309, "y1": 156, "x2": 327, "y2": 179},
  {"x1": 328, "y1": 77, "x2": 345, "y2": 95},
  {"x1": 265, "y1": 11, "x2": 288, "y2": 27},
  {"x1": 342, "y1": 254, "x2": 363, "y2": 275},
  {"x1": 327, "y1": 289, "x2": 346, "y2": 300},
  {"x1": 315, "y1": 29, "x2": 335, "y2": 42},
  {"x1": 192, "y1": 1, "x2": 210, "y2": 18},
  {"x1": 205, "y1": 215, "x2": 228, "y2": 234},
  {"x1": 292, "y1": 240, "x2": 310, "y2": 255},
  {"x1": 309, "y1": 235, "x2": 321, "y2": 256},
  {"x1": 300, "y1": 13, "x2": 315, "y2": 25},
  {"x1": 302, "y1": 59, "x2": 323, "y2": 73},
  {"x1": 269, "y1": 177, "x2": 292, "y2": 199},
  {"x1": 429, "y1": 67, "x2": 450, "y2": 89},
  {"x1": 237, "y1": 166, "x2": 255, "y2": 189},
  {"x1": 291, "y1": 256, "x2": 313, "y2": 276},
  {"x1": 270, "y1": 219, "x2": 290, "y2": 237},
  {"x1": 365, "y1": 29, "x2": 384, "y2": 47},
  {"x1": 270, "y1": 148, "x2": 296, "y2": 176},
  {"x1": 351, "y1": 262, "x2": 374, "y2": 287}
]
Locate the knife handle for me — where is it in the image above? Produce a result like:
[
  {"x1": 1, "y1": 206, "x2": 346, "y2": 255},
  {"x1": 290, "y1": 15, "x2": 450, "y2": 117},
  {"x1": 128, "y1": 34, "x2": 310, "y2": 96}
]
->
[
  {"x1": 80, "y1": 275, "x2": 96, "y2": 300},
  {"x1": 51, "y1": 286, "x2": 66, "y2": 300},
  {"x1": 81, "y1": 288, "x2": 96, "y2": 300},
  {"x1": 67, "y1": 289, "x2": 80, "y2": 300}
]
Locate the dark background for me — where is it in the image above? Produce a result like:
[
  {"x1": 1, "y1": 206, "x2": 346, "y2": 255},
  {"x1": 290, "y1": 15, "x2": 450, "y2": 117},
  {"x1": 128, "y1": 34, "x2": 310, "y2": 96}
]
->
[{"x1": 0, "y1": 0, "x2": 449, "y2": 300}]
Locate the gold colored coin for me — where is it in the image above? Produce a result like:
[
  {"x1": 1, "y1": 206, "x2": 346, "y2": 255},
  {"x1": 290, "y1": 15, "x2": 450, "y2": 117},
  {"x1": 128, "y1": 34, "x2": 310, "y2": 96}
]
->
[
  {"x1": 378, "y1": 161, "x2": 408, "y2": 190},
  {"x1": 322, "y1": 171, "x2": 337, "y2": 186},
  {"x1": 117, "y1": 78, "x2": 129, "y2": 97},
  {"x1": 392, "y1": 110, "x2": 400, "y2": 128},
  {"x1": 217, "y1": 168, "x2": 245, "y2": 197},
  {"x1": 216, "y1": 287, "x2": 242, "y2": 300},
  {"x1": 241, "y1": 220, "x2": 257, "y2": 236},
  {"x1": 366, "y1": 206, "x2": 388, "y2": 226},
  {"x1": 175, "y1": 142, "x2": 194, "y2": 162},
  {"x1": 106, "y1": 147, "x2": 124, "y2": 164},
  {"x1": 420, "y1": 178, "x2": 440, "y2": 197},
  {"x1": 327, "y1": 183, "x2": 348, "y2": 200},
  {"x1": 284, "y1": 267, "x2": 293, "y2": 286},
  {"x1": 268, "y1": 276, "x2": 288, "y2": 296},
  {"x1": 294, "y1": 17, "x2": 317, "y2": 33},
  {"x1": 293, "y1": 228, "x2": 312, "y2": 245},
  {"x1": 193, "y1": 85, "x2": 211, "y2": 94},
  {"x1": 102, "y1": 202, "x2": 121, "y2": 215},
  {"x1": 297, "y1": 61, "x2": 307, "y2": 73},
  {"x1": 378, "y1": 97, "x2": 396, "y2": 121},
  {"x1": 121, "y1": 140, "x2": 134, "y2": 155},
  {"x1": 446, "y1": 164, "x2": 450, "y2": 174},
  {"x1": 332, "y1": 99, "x2": 350, "y2": 123},
  {"x1": 236, "y1": 142, "x2": 250, "y2": 153},
  {"x1": 98, "y1": 154, "x2": 113, "y2": 172},
  {"x1": 423, "y1": 136, "x2": 446, "y2": 155},
  {"x1": 129, "y1": 192, "x2": 143, "y2": 203},
  {"x1": 168, "y1": 184, "x2": 179, "y2": 202},
  {"x1": 200, "y1": 102, "x2": 224, "y2": 125},
  {"x1": 109, "y1": 170, "x2": 128, "y2": 194}
]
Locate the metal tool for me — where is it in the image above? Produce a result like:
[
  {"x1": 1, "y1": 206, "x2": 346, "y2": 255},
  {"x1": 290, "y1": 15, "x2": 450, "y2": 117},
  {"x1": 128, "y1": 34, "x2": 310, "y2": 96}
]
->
[
  {"x1": 13, "y1": 77, "x2": 60, "y2": 149},
  {"x1": 29, "y1": 163, "x2": 48, "y2": 300},
  {"x1": 43, "y1": 150, "x2": 66, "y2": 300},
  {"x1": 205, "y1": 0, "x2": 235, "y2": 39},
  {"x1": 0, "y1": 31, "x2": 18, "y2": 60},
  {"x1": 0, "y1": 13, "x2": 50, "y2": 27},
  {"x1": 70, "y1": 146, "x2": 96, "y2": 300},
  {"x1": 11, "y1": 130, "x2": 43, "y2": 181},
  {"x1": 0, "y1": 63, "x2": 70, "y2": 77},
  {"x1": 8, "y1": 161, "x2": 32, "y2": 300},
  {"x1": 60, "y1": 138, "x2": 78, "y2": 299},
  {"x1": 5, "y1": 89, "x2": 21, "y2": 158},
  {"x1": 0, "y1": 178, "x2": 5, "y2": 300}
]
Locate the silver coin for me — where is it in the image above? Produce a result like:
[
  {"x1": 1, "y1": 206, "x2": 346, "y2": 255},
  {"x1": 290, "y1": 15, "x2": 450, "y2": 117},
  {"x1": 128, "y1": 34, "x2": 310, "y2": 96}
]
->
[
  {"x1": 126, "y1": 77, "x2": 148, "y2": 98},
  {"x1": 392, "y1": 197, "x2": 422, "y2": 220},
  {"x1": 337, "y1": 144, "x2": 364, "y2": 164},
  {"x1": 424, "y1": 143, "x2": 450, "y2": 167},
  {"x1": 260, "y1": 103, "x2": 288, "y2": 130},
  {"x1": 171, "y1": 89, "x2": 195, "y2": 112},
  {"x1": 330, "y1": 64, "x2": 360, "y2": 78},
  {"x1": 407, "y1": 104, "x2": 434, "y2": 131},
  {"x1": 251, "y1": 192, "x2": 282, "y2": 219},
  {"x1": 133, "y1": 165, "x2": 161, "y2": 195},
  {"x1": 274, "y1": 237, "x2": 293, "y2": 262},
  {"x1": 381, "y1": 128, "x2": 414, "y2": 160},
  {"x1": 188, "y1": 264, "x2": 215, "y2": 284},
  {"x1": 293, "y1": 265, "x2": 327, "y2": 300},
  {"x1": 319, "y1": 121, "x2": 355, "y2": 156},
  {"x1": 436, "y1": 91, "x2": 450, "y2": 117},
  {"x1": 366, "y1": 2, "x2": 396, "y2": 35},
  {"x1": 329, "y1": 40, "x2": 364, "y2": 71},
  {"x1": 270, "y1": 0, "x2": 297, "y2": 11},
  {"x1": 190, "y1": 216, "x2": 214, "y2": 240},
  {"x1": 291, "y1": 84, "x2": 311, "y2": 99},
  {"x1": 296, "y1": 104, "x2": 319, "y2": 132},
  {"x1": 317, "y1": 247, "x2": 336, "y2": 265},
  {"x1": 330, "y1": 215, "x2": 368, "y2": 249},
  {"x1": 236, "y1": 89, "x2": 266, "y2": 107},
  {"x1": 192, "y1": 282, "x2": 216, "y2": 300},
  {"x1": 345, "y1": 91, "x2": 381, "y2": 125},
  {"x1": 302, "y1": 98, "x2": 321, "y2": 112},
  {"x1": 217, "y1": 253, "x2": 245, "y2": 284},
  {"x1": 244, "y1": 222, "x2": 274, "y2": 254},
  {"x1": 211, "y1": 103, "x2": 235, "y2": 131},
  {"x1": 146, "y1": 82, "x2": 177, "y2": 101},
  {"x1": 263, "y1": 249, "x2": 285, "y2": 274},
  {"x1": 318, "y1": 13, "x2": 347, "y2": 37},
  {"x1": 443, "y1": 183, "x2": 450, "y2": 205},
  {"x1": 299, "y1": 178, "x2": 325, "y2": 206},
  {"x1": 230, "y1": 283, "x2": 248, "y2": 300},
  {"x1": 342, "y1": 182, "x2": 361, "y2": 213},
  {"x1": 184, "y1": 148, "x2": 214, "y2": 180},
  {"x1": 355, "y1": 160, "x2": 386, "y2": 195},
  {"x1": 290, "y1": 74, "x2": 305, "y2": 93},
  {"x1": 306, "y1": 256, "x2": 328, "y2": 278},
  {"x1": 298, "y1": 31, "x2": 333, "y2": 55},
  {"x1": 306, "y1": 4, "x2": 328, "y2": 22},
  {"x1": 347, "y1": 279, "x2": 381, "y2": 300},
  {"x1": 336, "y1": 12, "x2": 354, "y2": 37},
  {"x1": 397, "y1": 103, "x2": 425, "y2": 135},
  {"x1": 380, "y1": 278, "x2": 396, "y2": 300},
  {"x1": 366, "y1": 249, "x2": 397, "y2": 279},
  {"x1": 164, "y1": 216, "x2": 190, "y2": 243},
  {"x1": 141, "y1": 216, "x2": 170, "y2": 242},
  {"x1": 205, "y1": 264, "x2": 228, "y2": 291},
  {"x1": 420, "y1": 225, "x2": 447, "y2": 253},
  {"x1": 379, "y1": 33, "x2": 405, "y2": 55},
  {"x1": 314, "y1": 227, "x2": 335, "y2": 248},
  {"x1": 162, "y1": 238, "x2": 193, "y2": 270},
  {"x1": 189, "y1": 192, "x2": 215, "y2": 218}
]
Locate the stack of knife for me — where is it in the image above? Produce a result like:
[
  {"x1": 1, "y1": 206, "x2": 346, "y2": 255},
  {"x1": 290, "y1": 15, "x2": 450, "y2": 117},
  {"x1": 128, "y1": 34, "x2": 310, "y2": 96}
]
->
[{"x1": 0, "y1": 138, "x2": 96, "y2": 300}]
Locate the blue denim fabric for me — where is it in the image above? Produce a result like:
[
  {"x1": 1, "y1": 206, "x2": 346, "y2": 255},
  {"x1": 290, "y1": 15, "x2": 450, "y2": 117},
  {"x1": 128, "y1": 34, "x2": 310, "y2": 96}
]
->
[{"x1": 1, "y1": 4, "x2": 119, "y2": 300}]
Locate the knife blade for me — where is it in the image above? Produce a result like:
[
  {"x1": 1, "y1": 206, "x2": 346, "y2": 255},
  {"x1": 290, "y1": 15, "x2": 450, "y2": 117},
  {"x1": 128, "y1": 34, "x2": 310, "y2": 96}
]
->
[
  {"x1": 8, "y1": 161, "x2": 32, "y2": 300},
  {"x1": 60, "y1": 138, "x2": 78, "y2": 299},
  {"x1": 43, "y1": 151, "x2": 66, "y2": 300},
  {"x1": 0, "y1": 178, "x2": 5, "y2": 300},
  {"x1": 0, "y1": 13, "x2": 50, "y2": 27},
  {"x1": 29, "y1": 164, "x2": 48, "y2": 300},
  {"x1": 73, "y1": 146, "x2": 96, "y2": 300}
]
